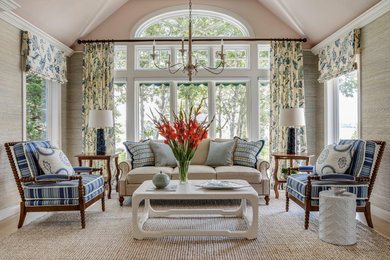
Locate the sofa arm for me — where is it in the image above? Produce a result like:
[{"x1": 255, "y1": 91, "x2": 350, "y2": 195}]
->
[
  {"x1": 256, "y1": 159, "x2": 270, "y2": 176},
  {"x1": 119, "y1": 160, "x2": 132, "y2": 177}
]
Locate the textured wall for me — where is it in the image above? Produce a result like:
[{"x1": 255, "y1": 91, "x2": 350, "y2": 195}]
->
[
  {"x1": 360, "y1": 11, "x2": 390, "y2": 219},
  {"x1": 303, "y1": 50, "x2": 320, "y2": 161},
  {"x1": 0, "y1": 19, "x2": 22, "y2": 212},
  {"x1": 64, "y1": 52, "x2": 83, "y2": 165}
]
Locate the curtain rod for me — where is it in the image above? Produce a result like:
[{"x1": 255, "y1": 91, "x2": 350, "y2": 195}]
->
[{"x1": 77, "y1": 38, "x2": 307, "y2": 44}]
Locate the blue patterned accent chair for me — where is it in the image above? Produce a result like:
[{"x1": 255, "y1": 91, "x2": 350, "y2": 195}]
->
[
  {"x1": 5, "y1": 141, "x2": 105, "y2": 229},
  {"x1": 286, "y1": 140, "x2": 386, "y2": 229}
]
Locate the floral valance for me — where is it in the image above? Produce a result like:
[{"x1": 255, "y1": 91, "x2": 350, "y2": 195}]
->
[
  {"x1": 318, "y1": 29, "x2": 360, "y2": 82},
  {"x1": 21, "y1": 31, "x2": 67, "y2": 84}
]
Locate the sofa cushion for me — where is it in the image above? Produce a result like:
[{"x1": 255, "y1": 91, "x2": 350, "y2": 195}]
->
[
  {"x1": 206, "y1": 140, "x2": 236, "y2": 166},
  {"x1": 123, "y1": 140, "x2": 155, "y2": 169},
  {"x1": 127, "y1": 167, "x2": 174, "y2": 184},
  {"x1": 233, "y1": 137, "x2": 264, "y2": 168},
  {"x1": 150, "y1": 141, "x2": 177, "y2": 167},
  {"x1": 215, "y1": 166, "x2": 262, "y2": 183},
  {"x1": 191, "y1": 139, "x2": 211, "y2": 165},
  {"x1": 171, "y1": 165, "x2": 216, "y2": 180}
]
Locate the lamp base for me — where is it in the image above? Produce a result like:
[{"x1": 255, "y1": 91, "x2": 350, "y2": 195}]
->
[
  {"x1": 287, "y1": 127, "x2": 296, "y2": 154},
  {"x1": 96, "y1": 129, "x2": 106, "y2": 155}
]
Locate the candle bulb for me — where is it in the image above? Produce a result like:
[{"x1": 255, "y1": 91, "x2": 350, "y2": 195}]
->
[
  {"x1": 153, "y1": 40, "x2": 156, "y2": 54},
  {"x1": 182, "y1": 37, "x2": 184, "y2": 51},
  {"x1": 221, "y1": 39, "x2": 224, "y2": 55}
]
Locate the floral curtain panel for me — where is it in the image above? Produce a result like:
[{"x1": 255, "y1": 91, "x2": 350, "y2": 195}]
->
[
  {"x1": 270, "y1": 41, "x2": 307, "y2": 168},
  {"x1": 82, "y1": 43, "x2": 115, "y2": 171},
  {"x1": 21, "y1": 31, "x2": 67, "y2": 84},
  {"x1": 318, "y1": 29, "x2": 360, "y2": 82}
]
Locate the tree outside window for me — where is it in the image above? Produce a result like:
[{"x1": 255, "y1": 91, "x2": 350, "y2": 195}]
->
[
  {"x1": 259, "y1": 81, "x2": 270, "y2": 160},
  {"x1": 177, "y1": 83, "x2": 208, "y2": 121},
  {"x1": 114, "y1": 82, "x2": 127, "y2": 161}
]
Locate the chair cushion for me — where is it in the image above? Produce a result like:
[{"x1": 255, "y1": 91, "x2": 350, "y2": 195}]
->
[
  {"x1": 171, "y1": 165, "x2": 216, "y2": 180},
  {"x1": 123, "y1": 140, "x2": 155, "y2": 169},
  {"x1": 150, "y1": 141, "x2": 177, "y2": 167},
  {"x1": 12, "y1": 141, "x2": 51, "y2": 178},
  {"x1": 36, "y1": 147, "x2": 75, "y2": 176},
  {"x1": 23, "y1": 174, "x2": 104, "y2": 204},
  {"x1": 233, "y1": 137, "x2": 264, "y2": 168},
  {"x1": 73, "y1": 167, "x2": 94, "y2": 173},
  {"x1": 287, "y1": 174, "x2": 368, "y2": 206},
  {"x1": 191, "y1": 139, "x2": 211, "y2": 165},
  {"x1": 315, "y1": 144, "x2": 353, "y2": 175},
  {"x1": 206, "y1": 140, "x2": 236, "y2": 166},
  {"x1": 215, "y1": 166, "x2": 261, "y2": 183},
  {"x1": 339, "y1": 139, "x2": 377, "y2": 178},
  {"x1": 127, "y1": 167, "x2": 174, "y2": 184}
]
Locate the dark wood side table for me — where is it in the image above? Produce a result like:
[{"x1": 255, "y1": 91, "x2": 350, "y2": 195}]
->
[
  {"x1": 272, "y1": 153, "x2": 314, "y2": 199},
  {"x1": 74, "y1": 154, "x2": 119, "y2": 199}
]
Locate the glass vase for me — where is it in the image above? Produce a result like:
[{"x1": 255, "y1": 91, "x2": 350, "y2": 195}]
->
[{"x1": 177, "y1": 160, "x2": 190, "y2": 184}]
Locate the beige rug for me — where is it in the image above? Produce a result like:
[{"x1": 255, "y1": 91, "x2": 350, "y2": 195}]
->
[{"x1": 0, "y1": 191, "x2": 389, "y2": 260}]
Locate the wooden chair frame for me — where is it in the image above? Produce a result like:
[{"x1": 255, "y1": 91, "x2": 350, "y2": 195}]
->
[
  {"x1": 5, "y1": 142, "x2": 105, "y2": 229},
  {"x1": 286, "y1": 140, "x2": 386, "y2": 229}
]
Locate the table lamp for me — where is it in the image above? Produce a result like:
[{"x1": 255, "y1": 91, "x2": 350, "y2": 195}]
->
[
  {"x1": 279, "y1": 108, "x2": 305, "y2": 154},
  {"x1": 88, "y1": 110, "x2": 114, "y2": 155}
]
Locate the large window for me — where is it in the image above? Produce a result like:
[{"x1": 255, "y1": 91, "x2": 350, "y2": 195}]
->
[
  {"x1": 24, "y1": 73, "x2": 61, "y2": 146},
  {"x1": 215, "y1": 47, "x2": 248, "y2": 69},
  {"x1": 114, "y1": 82, "x2": 127, "y2": 161},
  {"x1": 259, "y1": 81, "x2": 270, "y2": 160},
  {"x1": 177, "y1": 83, "x2": 208, "y2": 118},
  {"x1": 325, "y1": 70, "x2": 359, "y2": 144}
]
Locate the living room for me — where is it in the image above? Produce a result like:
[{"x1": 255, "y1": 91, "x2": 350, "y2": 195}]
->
[{"x1": 0, "y1": 0, "x2": 389, "y2": 259}]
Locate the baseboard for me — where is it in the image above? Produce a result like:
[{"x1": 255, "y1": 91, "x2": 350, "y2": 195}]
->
[
  {"x1": 372, "y1": 205, "x2": 390, "y2": 223},
  {"x1": 0, "y1": 205, "x2": 19, "y2": 222}
]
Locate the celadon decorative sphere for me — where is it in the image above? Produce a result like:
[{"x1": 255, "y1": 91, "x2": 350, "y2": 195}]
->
[{"x1": 152, "y1": 171, "x2": 170, "y2": 189}]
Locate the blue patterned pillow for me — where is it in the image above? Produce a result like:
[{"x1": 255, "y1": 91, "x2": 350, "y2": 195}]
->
[
  {"x1": 233, "y1": 137, "x2": 264, "y2": 168},
  {"x1": 123, "y1": 140, "x2": 155, "y2": 169},
  {"x1": 315, "y1": 144, "x2": 353, "y2": 175},
  {"x1": 36, "y1": 147, "x2": 75, "y2": 176}
]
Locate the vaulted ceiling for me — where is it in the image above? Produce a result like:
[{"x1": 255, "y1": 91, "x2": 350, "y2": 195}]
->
[{"x1": 11, "y1": 0, "x2": 381, "y2": 49}]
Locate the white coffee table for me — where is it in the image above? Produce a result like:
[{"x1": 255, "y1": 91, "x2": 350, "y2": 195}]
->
[{"x1": 132, "y1": 180, "x2": 259, "y2": 240}]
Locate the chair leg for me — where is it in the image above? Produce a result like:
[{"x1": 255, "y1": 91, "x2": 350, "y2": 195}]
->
[
  {"x1": 304, "y1": 208, "x2": 310, "y2": 229},
  {"x1": 80, "y1": 209, "x2": 86, "y2": 229},
  {"x1": 264, "y1": 196, "x2": 270, "y2": 205},
  {"x1": 286, "y1": 190, "x2": 289, "y2": 212},
  {"x1": 18, "y1": 202, "x2": 27, "y2": 228},
  {"x1": 119, "y1": 196, "x2": 124, "y2": 206},
  {"x1": 101, "y1": 194, "x2": 105, "y2": 212},
  {"x1": 364, "y1": 201, "x2": 374, "y2": 228}
]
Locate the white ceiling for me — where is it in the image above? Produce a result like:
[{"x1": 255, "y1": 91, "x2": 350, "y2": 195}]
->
[
  {"x1": 11, "y1": 0, "x2": 382, "y2": 48},
  {"x1": 257, "y1": 0, "x2": 380, "y2": 45}
]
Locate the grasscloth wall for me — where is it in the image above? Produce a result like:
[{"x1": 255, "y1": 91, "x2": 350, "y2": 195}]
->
[
  {"x1": 0, "y1": 19, "x2": 22, "y2": 213},
  {"x1": 360, "y1": 11, "x2": 390, "y2": 220}
]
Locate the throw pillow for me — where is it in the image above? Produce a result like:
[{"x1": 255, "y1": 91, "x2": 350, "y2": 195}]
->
[
  {"x1": 233, "y1": 137, "x2": 264, "y2": 168},
  {"x1": 206, "y1": 140, "x2": 236, "y2": 166},
  {"x1": 150, "y1": 141, "x2": 177, "y2": 167},
  {"x1": 36, "y1": 147, "x2": 75, "y2": 176},
  {"x1": 123, "y1": 140, "x2": 155, "y2": 169},
  {"x1": 315, "y1": 144, "x2": 353, "y2": 175}
]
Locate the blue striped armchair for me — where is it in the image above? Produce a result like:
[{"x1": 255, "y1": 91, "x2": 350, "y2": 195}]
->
[
  {"x1": 286, "y1": 139, "x2": 386, "y2": 229},
  {"x1": 5, "y1": 141, "x2": 105, "y2": 228}
]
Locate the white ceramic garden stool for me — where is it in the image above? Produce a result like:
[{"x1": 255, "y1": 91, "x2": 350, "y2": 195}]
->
[{"x1": 319, "y1": 190, "x2": 357, "y2": 245}]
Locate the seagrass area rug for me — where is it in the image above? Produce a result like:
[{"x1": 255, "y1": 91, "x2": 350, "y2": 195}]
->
[{"x1": 0, "y1": 191, "x2": 389, "y2": 260}]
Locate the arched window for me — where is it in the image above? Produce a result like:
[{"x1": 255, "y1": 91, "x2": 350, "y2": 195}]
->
[{"x1": 135, "y1": 10, "x2": 250, "y2": 38}]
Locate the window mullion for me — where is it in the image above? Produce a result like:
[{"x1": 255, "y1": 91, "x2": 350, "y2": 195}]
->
[{"x1": 208, "y1": 81, "x2": 216, "y2": 139}]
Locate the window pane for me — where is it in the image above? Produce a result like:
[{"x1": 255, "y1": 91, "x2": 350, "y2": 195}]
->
[
  {"x1": 338, "y1": 70, "x2": 358, "y2": 139},
  {"x1": 258, "y1": 45, "x2": 270, "y2": 69},
  {"x1": 137, "y1": 48, "x2": 170, "y2": 69},
  {"x1": 138, "y1": 83, "x2": 170, "y2": 140},
  {"x1": 114, "y1": 82, "x2": 127, "y2": 162},
  {"x1": 259, "y1": 81, "x2": 270, "y2": 160},
  {"x1": 215, "y1": 83, "x2": 247, "y2": 139},
  {"x1": 114, "y1": 45, "x2": 127, "y2": 70},
  {"x1": 26, "y1": 74, "x2": 48, "y2": 141},
  {"x1": 215, "y1": 48, "x2": 248, "y2": 68},
  {"x1": 177, "y1": 83, "x2": 208, "y2": 120}
]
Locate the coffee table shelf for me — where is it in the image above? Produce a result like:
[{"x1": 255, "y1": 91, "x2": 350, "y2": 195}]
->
[{"x1": 132, "y1": 180, "x2": 259, "y2": 240}]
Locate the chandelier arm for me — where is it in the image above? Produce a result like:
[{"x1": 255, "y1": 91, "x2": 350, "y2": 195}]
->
[
  {"x1": 200, "y1": 64, "x2": 225, "y2": 75},
  {"x1": 168, "y1": 64, "x2": 185, "y2": 74}
]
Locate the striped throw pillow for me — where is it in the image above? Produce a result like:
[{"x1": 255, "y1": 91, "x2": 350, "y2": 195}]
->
[
  {"x1": 233, "y1": 137, "x2": 264, "y2": 168},
  {"x1": 123, "y1": 140, "x2": 155, "y2": 169}
]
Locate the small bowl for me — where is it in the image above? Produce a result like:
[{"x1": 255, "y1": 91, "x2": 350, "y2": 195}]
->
[{"x1": 331, "y1": 187, "x2": 346, "y2": 195}]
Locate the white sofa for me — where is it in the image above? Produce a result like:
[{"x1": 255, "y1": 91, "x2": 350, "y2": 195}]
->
[{"x1": 118, "y1": 139, "x2": 271, "y2": 205}]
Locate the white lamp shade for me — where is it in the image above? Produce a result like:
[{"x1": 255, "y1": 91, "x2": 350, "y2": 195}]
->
[
  {"x1": 88, "y1": 110, "x2": 114, "y2": 128},
  {"x1": 279, "y1": 108, "x2": 306, "y2": 126}
]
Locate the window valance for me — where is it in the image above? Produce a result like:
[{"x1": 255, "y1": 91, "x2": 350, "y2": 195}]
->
[
  {"x1": 318, "y1": 29, "x2": 360, "y2": 82},
  {"x1": 21, "y1": 31, "x2": 67, "y2": 84}
]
